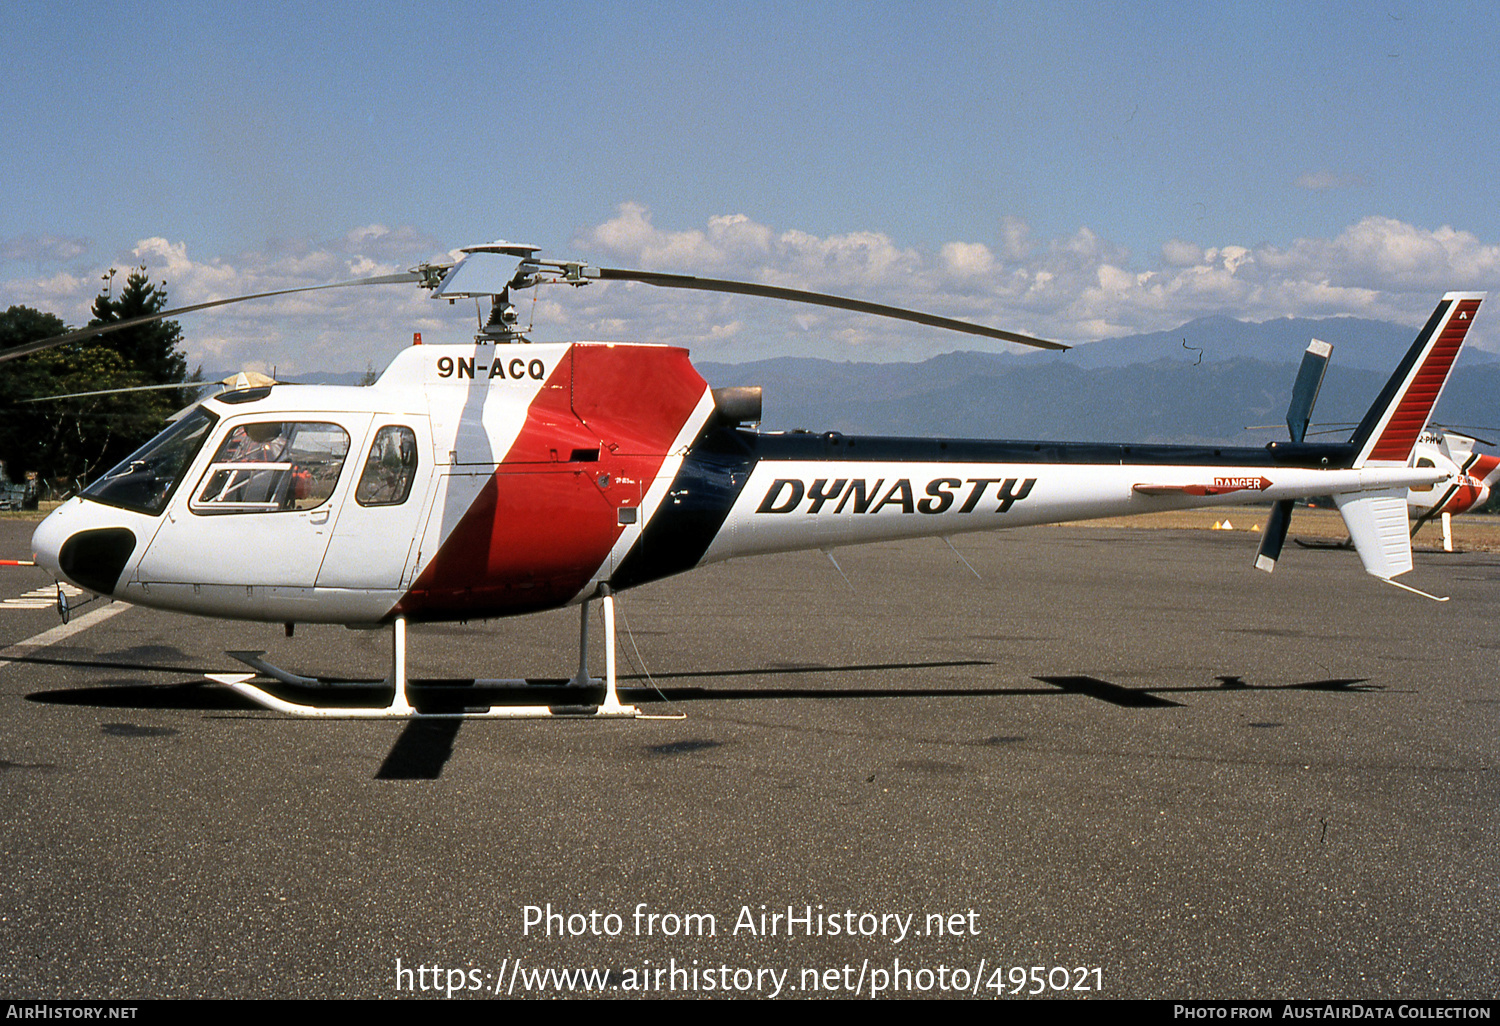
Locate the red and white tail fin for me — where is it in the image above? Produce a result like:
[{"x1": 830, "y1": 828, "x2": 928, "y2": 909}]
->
[
  {"x1": 1350, "y1": 293, "x2": 1485, "y2": 467},
  {"x1": 1336, "y1": 293, "x2": 1484, "y2": 599}
]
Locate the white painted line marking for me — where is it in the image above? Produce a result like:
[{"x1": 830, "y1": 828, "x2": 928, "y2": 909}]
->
[
  {"x1": 0, "y1": 603, "x2": 131, "y2": 661},
  {"x1": 1, "y1": 584, "x2": 84, "y2": 610}
]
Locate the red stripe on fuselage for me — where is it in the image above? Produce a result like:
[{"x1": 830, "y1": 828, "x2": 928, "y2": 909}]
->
[
  {"x1": 1472, "y1": 453, "x2": 1500, "y2": 487},
  {"x1": 1440, "y1": 453, "x2": 1498, "y2": 515},
  {"x1": 1442, "y1": 478, "x2": 1482, "y2": 515},
  {"x1": 395, "y1": 344, "x2": 709, "y2": 621}
]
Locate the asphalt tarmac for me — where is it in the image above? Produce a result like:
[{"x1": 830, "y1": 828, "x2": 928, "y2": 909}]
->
[{"x1": 0, "y1": 516, "x2": 1495, "y2": 1000}]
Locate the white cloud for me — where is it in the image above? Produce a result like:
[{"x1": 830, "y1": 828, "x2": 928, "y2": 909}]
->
[
  {"x1": 0, "y1": 228, "x2": 451, "y2": 373},
  {"x1": 940, "y1": 241, "x2": 995, "y2": 277},
  {"x1": 1161, "y1": 239, "x2": 1203, "y2": 267},
  {"x1": 775, "y1": 228, "x2": 917, "y2": 287},
  {"x1": 1253, "y1": 217, "x2": 1500, "y2": 293},
  {"x1": 20, "y1": 271, "x2": 94, "y2": 310},
  {"x1": 1, "y1": 210, "x2": 1494, "y2": 369},
  {"x1": 576, "y1": 202, "x2": 735, "y2": 269}
]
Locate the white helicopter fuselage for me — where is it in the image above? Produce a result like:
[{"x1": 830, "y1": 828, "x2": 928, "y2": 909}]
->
[{"x1": 33, "y1": 341, "x2": 701, "y2": 624}]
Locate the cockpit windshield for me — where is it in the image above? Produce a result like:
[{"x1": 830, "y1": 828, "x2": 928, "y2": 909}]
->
[{"x1": 81, "y1": 406, "x2": 219, "y2": 516}]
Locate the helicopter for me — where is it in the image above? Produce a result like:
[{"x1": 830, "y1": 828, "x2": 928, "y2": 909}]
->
[
  {"x1": 1406, "y1": 428, "x2": 1500, "y2": 533},
  {"x1": 7, "y1": 241, "x2": 1484, "y2": 720}
]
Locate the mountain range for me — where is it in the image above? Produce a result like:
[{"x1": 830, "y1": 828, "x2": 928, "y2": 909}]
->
[
  {"x1": 274, "y1": 312, "x2": 1499, "y2": 447},
  {"x1": 697, "y1": 314, "x2": 1500, "y2": 445}
]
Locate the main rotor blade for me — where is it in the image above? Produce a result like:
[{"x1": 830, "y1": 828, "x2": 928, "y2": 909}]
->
[
  {"x1": 0, "y1": 271, "x2": 422, "y2": 364},
  {"x1": 594, "y1": 267, "x2": 1069, "y2": 351},
  {"x1": 19, "y1": 381, "x2": 210, "y2": 403},
  {"x1": 19, "y1": 370, "x2": 280, "y2": 404}
]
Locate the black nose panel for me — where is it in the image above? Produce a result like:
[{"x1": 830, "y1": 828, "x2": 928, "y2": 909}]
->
[{"x1": 58, "y1": 528, "x2": 136, "y2": 595}]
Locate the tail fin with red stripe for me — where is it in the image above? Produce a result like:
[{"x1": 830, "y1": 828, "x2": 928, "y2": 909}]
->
[
  {"x1": 1334, "y1": 293, "x2": 1484, "y2": 599},
  {"x1": 1350, "y1": 293, "x2": 1485, "y2": 467}
]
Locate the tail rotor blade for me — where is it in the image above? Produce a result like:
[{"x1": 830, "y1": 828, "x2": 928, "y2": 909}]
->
[
  {"x1": 1255, "y1": 499, "x2": 1295, "y2": 572},
  {"x1": 1285, "y1": 339, "x2": 1332, "y2": 443}
]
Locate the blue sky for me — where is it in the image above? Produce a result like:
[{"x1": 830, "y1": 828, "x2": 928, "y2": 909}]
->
[{"x1": 3, "y1": 1, "x2": 1497, "y2": 373}]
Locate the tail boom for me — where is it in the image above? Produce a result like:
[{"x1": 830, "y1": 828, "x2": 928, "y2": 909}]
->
[{"x1": 694, "y1": 457, "x2": 1444, "y2": 565}]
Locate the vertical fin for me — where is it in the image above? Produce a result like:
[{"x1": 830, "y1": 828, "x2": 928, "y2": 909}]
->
[{"x1": 1350, "y1": 294, "x2": 1484, "y2": 467}]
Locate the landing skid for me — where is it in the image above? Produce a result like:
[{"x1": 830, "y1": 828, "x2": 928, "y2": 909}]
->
[{"x1": 205, "y1": 588, "x2": 642, "y2": 719}]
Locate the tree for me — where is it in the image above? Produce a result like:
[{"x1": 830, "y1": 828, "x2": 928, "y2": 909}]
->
[
  {"x1": 89, "y1": 265, "x2": 191, "y2": 409},
  {"x1": 0, "y1": 306, "x2": 68, "y2": 483},
  {"x1": 0, "y1": 267, "x2": 191, "y2": 486}
]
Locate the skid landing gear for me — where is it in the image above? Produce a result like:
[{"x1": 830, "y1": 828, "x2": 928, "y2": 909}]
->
[{"x1": 205, "y1": 588, "x2": 641, "y2": 719}]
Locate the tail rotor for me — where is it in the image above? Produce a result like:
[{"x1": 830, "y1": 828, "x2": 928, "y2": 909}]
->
[{"x1": 1255, "y1": 339, "x2": 1332, "y2": 572}]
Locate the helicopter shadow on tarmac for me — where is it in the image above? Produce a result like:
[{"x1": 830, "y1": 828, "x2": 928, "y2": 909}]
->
[{"x1": 20, "y1": 654, "x2": 1376, "y2": 779}]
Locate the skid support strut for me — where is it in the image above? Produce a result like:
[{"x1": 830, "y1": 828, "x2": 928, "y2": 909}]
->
[
  {"x1": 572, "y1": 585, "x2": 628, "y2": 713},
  {"x1": 207, "y1": 587, "x2": 640, "y2": 719}
]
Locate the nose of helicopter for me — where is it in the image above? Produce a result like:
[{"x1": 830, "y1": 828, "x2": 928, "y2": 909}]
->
[{"x1": 31, "y1": 499, "x2": 137, "y2": 597}]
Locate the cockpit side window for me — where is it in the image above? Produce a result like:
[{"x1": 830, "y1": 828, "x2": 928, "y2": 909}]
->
[
  {"x1": 82, "y1": 406, "x2": 219, "y2": 516},
  {"x1": 355, "y1": 425, "x2": 419, "y2": 507},
  {"x1": 190, "y1": 421, "x2": 350, "y2": 514}
]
